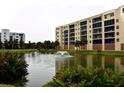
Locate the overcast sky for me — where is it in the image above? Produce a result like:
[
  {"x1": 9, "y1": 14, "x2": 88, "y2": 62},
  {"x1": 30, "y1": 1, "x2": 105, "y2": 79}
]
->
[{"x1": 0, "y1": 0, "x2": 124, "y2": 42}]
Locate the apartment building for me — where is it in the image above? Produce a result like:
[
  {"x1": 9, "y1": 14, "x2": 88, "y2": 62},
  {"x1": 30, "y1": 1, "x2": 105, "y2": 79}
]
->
[
  {"x1": 0, "y1": 29, "x2": 25, "y2": 43},
  {"x1": 55, "y1": 5, "x2": 124, "y2": 51}
]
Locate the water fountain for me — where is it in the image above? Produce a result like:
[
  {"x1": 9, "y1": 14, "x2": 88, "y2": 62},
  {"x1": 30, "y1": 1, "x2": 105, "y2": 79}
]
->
[{"x1": 55, "y1": 51, "x2": 72, "y2": 58}]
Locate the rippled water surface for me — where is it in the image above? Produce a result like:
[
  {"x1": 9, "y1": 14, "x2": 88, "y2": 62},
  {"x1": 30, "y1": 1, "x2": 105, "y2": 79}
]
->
[{"x1": 24, "y1": 52, "x2": 124, "y2": 87}]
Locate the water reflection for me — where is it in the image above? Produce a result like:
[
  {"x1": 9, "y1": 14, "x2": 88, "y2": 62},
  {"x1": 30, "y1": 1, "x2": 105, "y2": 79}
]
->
[
  {"x1": 55, "y1": 55, "x2": 124, "y2": 74},
  {"x1": 7, "y1": 52, "x2": 122, "y2": 87},
  {"x1": 25, "y1": 53, "x2": 55, "y2": 87}
]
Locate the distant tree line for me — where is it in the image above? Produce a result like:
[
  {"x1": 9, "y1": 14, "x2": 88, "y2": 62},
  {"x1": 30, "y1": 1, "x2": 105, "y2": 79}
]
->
[
  {"x1": 25, "y1": 40, "x2": 59, "y2": 49},
  {"x1": 0, "y1": 39, "x2": 59, "y2": 49}
]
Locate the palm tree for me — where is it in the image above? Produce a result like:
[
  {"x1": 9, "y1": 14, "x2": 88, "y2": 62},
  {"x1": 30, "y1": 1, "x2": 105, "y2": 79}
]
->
[{"x1": 80, "y1": 38, "x2": 87, "y2": 50}]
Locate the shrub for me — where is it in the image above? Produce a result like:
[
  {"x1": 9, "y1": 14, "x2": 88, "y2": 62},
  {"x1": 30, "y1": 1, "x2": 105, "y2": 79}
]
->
[
  {"x1": 43, "y1": 65, "x2": 124, "y2": 87},
  {"x1": 0, "y1": 53, "x2": 28, "y2": 86}
]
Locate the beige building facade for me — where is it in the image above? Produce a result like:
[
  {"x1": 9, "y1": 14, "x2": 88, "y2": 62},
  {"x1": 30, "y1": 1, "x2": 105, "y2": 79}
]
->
[{"x1": 56, "y1": 6, "x2": 124, "y2": 51}]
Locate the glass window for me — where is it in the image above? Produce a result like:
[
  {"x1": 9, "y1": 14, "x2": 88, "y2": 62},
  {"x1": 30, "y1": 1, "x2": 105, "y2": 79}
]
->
[
  {"x1": 110, "y1": 13, "x2": 114, "y2": 17},
  {"x1": 116, "y1": 26, "x2": 119, "y2": 29},
  {"x1": 122, "y1": 8, "x2": 124, "y2": 13},
  {"x1": 116, "y1": 32, "x2": 119, "y2": 35},
  {"x1": 104, "y1": 15, "x2": 107, "y2": 19},
  {"x1": 117, "y1": 38, "x2": 119, "y2": 42},
  {"x1": 116, "y1": 19, "x2": 119, "y2": 23},
  {"x1": 89, "y1": 40, "x2": 91, "y2": 43}
]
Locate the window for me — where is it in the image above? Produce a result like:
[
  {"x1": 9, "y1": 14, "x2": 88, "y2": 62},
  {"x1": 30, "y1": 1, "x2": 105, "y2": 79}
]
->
[
  {"x1": 89, "y1": 35, "x2": 91, "y2": 38},
  {"x1": 122, "y1": 8, "x2": 124, "y2": 13},
  {"x1": 116, "y1": 32, "x2": 119, "y2": 35},
  {"x1": 89, "y1": 20, "x2": 91, "y2": 23},
  {"x1": 116, "y1": 26, "x2": 119, "y2": 29},
  {"x1": 104, "y1": 19, "x2": 114, "y2": 26},
  {"x1": 89, "y1": 30, "x2": 91, "y2": 33},
  {"x1": 89, "y1": 25, "x2": 91, "y2": 28},
  {"x1": 89, "y1": 40, "x2": 91, "y2": 43},
  {"x1": 116, "y1": 19, "x2": 119, "y2": 23},
  {"x1": 104, "y1": 15, "x2": 107, "y2": 19},
  {"x1": 117, "y1": 38, "x2": 119, "y2": 42},
  {"x1": 110, "y1": 13, "x2": 114, "y2": 17}
]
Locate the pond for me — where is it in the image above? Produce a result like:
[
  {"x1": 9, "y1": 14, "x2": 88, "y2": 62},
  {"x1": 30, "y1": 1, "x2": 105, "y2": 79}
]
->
[
  {"x1": 0, "y1": 52, "x2": 124, "y2": 87},
  {"x1": 24, "y1": 52, "x2": 124, "y2": 87}
]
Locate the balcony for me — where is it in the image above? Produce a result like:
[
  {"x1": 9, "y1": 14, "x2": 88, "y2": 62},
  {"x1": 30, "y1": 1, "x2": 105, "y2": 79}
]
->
[
  {"x1": 69, "y1": 24, "x2": 75, "y2": 29},
  {"x1": 93, "y1": 28, "x2": 102, "y2": 34},
  {"x1": 70, "y1": 29, "x2": 75, "y2": 33},
  {"x1": 93, "y1": 34, "x2": 102, "y2": 40},
  {"x1": 105, "y1": 38, "x2": 115, "y2": 44},
  {"x1": 104, "y1": 26, "x2": 115, "y2": 32},
  {"x1": 80, "y1": 21, "x2": 87, "y2": 26},
  {"x1": 81, "y1": 31, "x2": 87, "y2": 36},
  {"x1": 104, "y1": 19, "x2": 115, "y2": 26},
  {"x1": 93, "y1": 40, "x2": 102, "y2": 44},
  {"x1": 93, "y1": 22, "x2": 102, "y2": 28},
  {"x1": 80, "y1": 26, "x2": 87, "y2": 31},
  {"x1": 64, "y1": 42, "x2": 68, "y2": 45},
  {"x1": 92, "y1": 17, "x2": 102, "y2": 23}
]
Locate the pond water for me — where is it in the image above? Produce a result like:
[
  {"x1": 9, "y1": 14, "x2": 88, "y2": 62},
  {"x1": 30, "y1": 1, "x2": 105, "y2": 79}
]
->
[{"x1": 24, "y1": 52, "x2": 124, "y2": 87}]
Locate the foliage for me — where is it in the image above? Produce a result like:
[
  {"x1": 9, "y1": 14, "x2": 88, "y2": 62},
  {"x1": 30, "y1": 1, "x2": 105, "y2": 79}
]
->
[
  {"x1": 74, "y1": 40, "x2": 81, "y2": 47},
  {"x1": 55, "y1": 40, "x2": 60, "y2": 49},
  {"x1": 25, "y1": 40, "x2": 59, "y2": 49},
  {"x1": 81, "y1": 38, "x2": 87, "y2": 45},
  {"x1": 43, "y1": 65, "x2": 124, "y2": 87},
  {"x1": 0, "y1": 53, "x2": 28, "y2": 86}
]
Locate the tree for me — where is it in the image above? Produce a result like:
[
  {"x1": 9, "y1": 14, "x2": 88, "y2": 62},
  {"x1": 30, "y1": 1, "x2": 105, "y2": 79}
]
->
[
  {"x1": 55, "y1": 41, "x2": 59, "y2": 49},
  {"x1": 75, "y1": 40, "x2": 80, "y2": 47},
  {"x1": 13, "y1": 39, "x2": 19, "y2": 49},
  {"x1": 20, "y1": 39, "x2": 25, "y2": 49},
  {"x1": 75, "y1": 40, "x2": 82, "y2": 50},
  {"x1": 44, "y1": 41, "x2": 51, "y2": 49},
  {"x1": 4, "y1": 40, "x2": 9, "y2": 49},
  {"x1": 81, "y1": 38, "x2": 87, "y2": 46},
  {"x1": 8, "y1": 40, "x2": 14, "y2": 49},
  {"x1": 0, "y1": 40, "x2": 3, "y2": 49},
  {"x1": 36, "y1": 42, "x2": 43, "y2": 49},
  {"x1": 80, "y1": 38, "x2": 87, "y2": 50}
]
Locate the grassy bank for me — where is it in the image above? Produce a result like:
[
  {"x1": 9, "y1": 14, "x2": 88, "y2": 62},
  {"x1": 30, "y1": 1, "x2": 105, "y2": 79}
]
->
[
  {"x1": 66, "y1": 50, "x2": 124, "y2": 56},
  {"x1": 0, "y1": 84, "x2": 14, "y2": 87},
  {"x1": 37, "y1": 49, "x2": 124, "y2": 56},
  {"x1": 38, "y1": 49, "x2": 58, "y2": 54},
  {"x1": 0, "y1": 49, "x2": 37, "y2": 54}
]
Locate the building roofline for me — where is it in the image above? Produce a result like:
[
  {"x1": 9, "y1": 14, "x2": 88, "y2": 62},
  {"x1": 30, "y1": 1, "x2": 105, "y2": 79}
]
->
[{"x1": 56, "y1": 5, "x2": 123, "y2": 27}]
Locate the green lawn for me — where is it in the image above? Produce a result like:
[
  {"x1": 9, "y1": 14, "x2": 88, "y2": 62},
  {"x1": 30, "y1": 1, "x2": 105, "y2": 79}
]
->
[
  {"x1": 0, "y1": 84, "x2": 15, "y2": 87},
  {"x1": 0, "y1": 49, "x2": 37, "y2": 53}
]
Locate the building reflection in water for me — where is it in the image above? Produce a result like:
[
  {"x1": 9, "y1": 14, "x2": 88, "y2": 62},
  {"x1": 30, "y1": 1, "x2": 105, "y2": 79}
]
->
[{"x1": 55, "y1": 55, "x2": 124, "y2": 74}]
